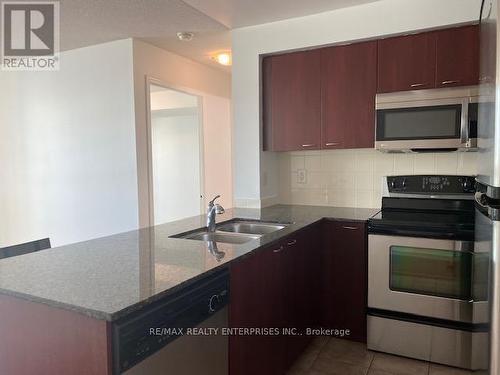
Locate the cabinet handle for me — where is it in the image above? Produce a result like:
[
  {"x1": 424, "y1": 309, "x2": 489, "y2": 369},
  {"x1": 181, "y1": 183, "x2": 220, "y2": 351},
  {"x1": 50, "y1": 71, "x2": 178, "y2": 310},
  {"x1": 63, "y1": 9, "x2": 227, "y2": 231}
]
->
[
  {"x1": 342, "y1": 226, "x2": 359, "y2": 230},
  {"x1": 301, "y1": 144, "x2": 316, "y2": 148},
  {"x1": 410, "y1": 83, "x2": 425, "y2": 88},
  {"x1": 325, "y1": 142, "x2": 340, "y2": 146},
  {"x1": 287, "y1": 239, "x2": 297, "y2": 246},
  {"x1": 441, "y1": 80, "x2": 460, "y2": 85},
  {"x1": 273, "y1": 245, "x2": 284, "y2": 253}
]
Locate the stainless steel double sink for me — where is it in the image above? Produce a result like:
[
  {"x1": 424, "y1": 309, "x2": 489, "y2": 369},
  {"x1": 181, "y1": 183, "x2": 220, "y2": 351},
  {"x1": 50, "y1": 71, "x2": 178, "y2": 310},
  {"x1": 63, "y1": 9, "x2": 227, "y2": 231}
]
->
[{"x1": 171, "y1": 219, "x2": 290, "y2": 244}]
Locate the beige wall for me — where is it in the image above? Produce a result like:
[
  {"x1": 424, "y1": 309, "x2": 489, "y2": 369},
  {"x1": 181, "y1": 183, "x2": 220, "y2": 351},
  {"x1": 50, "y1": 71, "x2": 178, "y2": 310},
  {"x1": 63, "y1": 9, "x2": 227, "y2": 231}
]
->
[
  {"x1": 132, "y1": 39, "x2": 232, "y2": 227},
  {"x1": 278, "y1": 150, "x2": 478, "y2": 209},
  {"x1": 202, "y1": 95, "x2": 233, "y2": 210}
]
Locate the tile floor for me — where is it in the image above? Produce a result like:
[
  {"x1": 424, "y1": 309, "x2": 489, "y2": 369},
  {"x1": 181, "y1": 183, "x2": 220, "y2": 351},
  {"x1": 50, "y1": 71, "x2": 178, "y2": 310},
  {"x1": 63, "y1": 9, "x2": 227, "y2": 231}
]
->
[{"x1": 288, "y1": 337, "x2": 484, "y2": 375}]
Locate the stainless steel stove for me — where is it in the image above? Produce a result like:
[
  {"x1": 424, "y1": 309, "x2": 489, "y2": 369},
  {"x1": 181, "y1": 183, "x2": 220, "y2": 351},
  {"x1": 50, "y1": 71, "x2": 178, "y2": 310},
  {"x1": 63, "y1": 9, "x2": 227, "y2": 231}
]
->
[{"x1": 367, "y1": 175, "x2": 488, "y2": 370}]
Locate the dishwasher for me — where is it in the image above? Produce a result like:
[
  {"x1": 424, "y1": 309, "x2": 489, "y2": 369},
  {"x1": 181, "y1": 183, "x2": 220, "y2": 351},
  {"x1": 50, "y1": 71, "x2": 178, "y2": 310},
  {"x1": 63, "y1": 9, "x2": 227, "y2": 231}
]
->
[{"x1": 113, "y1": 268, "x2": 229, "y2": 375}]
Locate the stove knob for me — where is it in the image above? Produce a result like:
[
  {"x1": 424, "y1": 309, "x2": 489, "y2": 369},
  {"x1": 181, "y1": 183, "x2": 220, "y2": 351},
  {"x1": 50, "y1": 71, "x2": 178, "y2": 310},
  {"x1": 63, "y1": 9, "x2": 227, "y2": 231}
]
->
[
  {"x1": 402, "y1": 178, "x2": 407, "y2": 188},
  {"x1": 462, "y1": 179, "x2": 475, "y2": 192},
  {"x1": 209, "y1": 294, "x2": 220, "y2": 313}
]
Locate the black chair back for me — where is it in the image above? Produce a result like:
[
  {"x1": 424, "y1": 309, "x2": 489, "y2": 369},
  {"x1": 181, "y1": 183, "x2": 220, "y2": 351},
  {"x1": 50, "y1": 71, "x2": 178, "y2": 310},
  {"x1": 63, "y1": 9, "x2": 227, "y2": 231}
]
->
[{"x1": 0, "y1": 238, "x2": 51, "y2": 259}]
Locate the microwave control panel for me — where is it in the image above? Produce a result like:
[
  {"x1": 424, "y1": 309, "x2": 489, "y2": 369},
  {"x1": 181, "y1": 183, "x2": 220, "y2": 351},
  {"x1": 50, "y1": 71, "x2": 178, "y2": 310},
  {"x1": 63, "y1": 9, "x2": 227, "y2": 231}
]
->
[{"x1": 387, "y1": 175, "x2": 476, "y2": 195}]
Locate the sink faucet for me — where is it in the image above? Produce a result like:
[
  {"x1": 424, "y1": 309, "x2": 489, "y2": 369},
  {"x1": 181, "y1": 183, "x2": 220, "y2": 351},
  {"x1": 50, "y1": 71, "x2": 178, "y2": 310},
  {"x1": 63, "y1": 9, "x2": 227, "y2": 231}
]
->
[
  {"x1": 207, "y1": 241, "x2": 225, "y2": 262},
  {"x1": 206, "y1": 195, "x2": 225, "y2": 232}
]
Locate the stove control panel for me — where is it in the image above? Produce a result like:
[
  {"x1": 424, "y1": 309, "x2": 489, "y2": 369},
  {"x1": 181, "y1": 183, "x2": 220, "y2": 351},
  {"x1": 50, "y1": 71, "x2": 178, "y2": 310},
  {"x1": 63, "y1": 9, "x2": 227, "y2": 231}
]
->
[{"x1": 386, "y1": 175, "x2": 476, "y2": 195}]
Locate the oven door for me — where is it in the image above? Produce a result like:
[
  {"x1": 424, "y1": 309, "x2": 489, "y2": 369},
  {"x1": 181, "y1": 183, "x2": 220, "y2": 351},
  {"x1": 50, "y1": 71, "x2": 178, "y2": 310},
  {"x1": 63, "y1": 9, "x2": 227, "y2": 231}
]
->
[{"x1": 368, "y1": 234, "x2": 488, "y2": 323}]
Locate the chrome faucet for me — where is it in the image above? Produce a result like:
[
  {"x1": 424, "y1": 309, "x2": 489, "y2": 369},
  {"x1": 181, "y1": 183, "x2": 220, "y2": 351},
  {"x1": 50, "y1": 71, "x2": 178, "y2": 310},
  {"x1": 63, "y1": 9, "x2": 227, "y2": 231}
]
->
[
  {"x1": 207, "y1": 241, "x2": 225, "y2": 262},
  {"x1": 206, "y1": 195, "x2": 225, "y2": 232}
]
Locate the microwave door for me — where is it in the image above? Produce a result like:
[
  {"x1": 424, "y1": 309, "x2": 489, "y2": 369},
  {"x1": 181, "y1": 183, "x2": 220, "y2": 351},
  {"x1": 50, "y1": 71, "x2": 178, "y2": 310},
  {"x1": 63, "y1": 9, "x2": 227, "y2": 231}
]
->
[{"x1": 375, "y1": 104, "x2": 464, "y2": 152}]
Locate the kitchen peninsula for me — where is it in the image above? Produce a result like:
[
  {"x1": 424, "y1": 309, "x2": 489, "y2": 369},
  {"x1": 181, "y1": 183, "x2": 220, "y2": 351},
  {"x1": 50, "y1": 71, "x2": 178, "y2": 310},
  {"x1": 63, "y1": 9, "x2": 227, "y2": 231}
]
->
[{"x1": 0, "y1": 205, "x2": 376, "y2": 375}]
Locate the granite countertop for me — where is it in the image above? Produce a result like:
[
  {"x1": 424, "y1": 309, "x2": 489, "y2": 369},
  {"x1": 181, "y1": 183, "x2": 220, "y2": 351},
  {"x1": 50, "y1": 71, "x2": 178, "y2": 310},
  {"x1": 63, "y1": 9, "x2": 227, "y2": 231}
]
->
[{"x1": 0, "y1": 204, "x2": 378, "y2": 322}]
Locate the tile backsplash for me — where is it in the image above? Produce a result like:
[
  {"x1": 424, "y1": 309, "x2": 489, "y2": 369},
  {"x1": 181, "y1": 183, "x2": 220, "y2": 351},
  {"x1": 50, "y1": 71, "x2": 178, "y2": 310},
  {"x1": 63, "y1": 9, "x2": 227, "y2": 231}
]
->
[{"x1": 278, "y1": 149, "x2": 478, "y2": 209}]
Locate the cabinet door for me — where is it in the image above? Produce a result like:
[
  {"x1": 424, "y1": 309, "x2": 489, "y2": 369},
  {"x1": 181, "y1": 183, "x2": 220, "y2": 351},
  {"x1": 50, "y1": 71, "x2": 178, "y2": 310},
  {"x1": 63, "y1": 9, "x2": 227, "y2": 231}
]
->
[
  {"x1": 435, "y1": 25, "x2": 479, "y2": 88},
  {"x1": 262, "y1": 50, "x2": 321, "y2": 151},
  {"x1": 229, "y1": 242, "x2": 287, "y2": 375},
  {"x1": 285, "y1": 227, "x2": 319, "y2": 366},
  {"x1": 229, "y1": 250, "x2": 265, "y2": 375},
  {"x1": 321, "y1": 221, "x2": 367, "y2": 342},
  {"x1": 261, "y1": 242, "x2": 287, "y2": 375},
  {"x1": 321, "y1": 41, "x2": 377, "y2": 149},
  {"x1": 286, "y1": 233, "x2": 311, "y2": 366},
  {"x1": 377, "y1": 32, "x2": 436, "y2": 93}
]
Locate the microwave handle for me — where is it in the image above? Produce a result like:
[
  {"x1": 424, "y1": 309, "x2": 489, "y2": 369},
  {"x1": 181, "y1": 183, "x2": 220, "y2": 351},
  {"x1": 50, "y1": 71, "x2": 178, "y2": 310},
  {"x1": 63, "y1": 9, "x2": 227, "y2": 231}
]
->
[{"x1": 460, "y1": 99, "x2": 470, "y2": 144}]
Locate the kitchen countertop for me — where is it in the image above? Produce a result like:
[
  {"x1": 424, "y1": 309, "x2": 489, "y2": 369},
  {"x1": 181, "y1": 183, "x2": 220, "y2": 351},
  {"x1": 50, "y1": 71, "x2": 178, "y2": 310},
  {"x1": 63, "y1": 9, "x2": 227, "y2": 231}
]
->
[{"x1": 0, "y1": 204, "x2": 378, "y2": 321}]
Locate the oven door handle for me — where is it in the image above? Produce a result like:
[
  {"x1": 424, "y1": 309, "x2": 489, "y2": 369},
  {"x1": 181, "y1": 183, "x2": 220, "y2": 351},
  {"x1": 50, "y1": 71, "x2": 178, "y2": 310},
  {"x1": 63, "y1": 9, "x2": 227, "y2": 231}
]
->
[
  {"x1": 387, "y1": 241, "x2": 474, "y2": 252},
  {"x1": 382, "y1": 238, "x2": 474, "y2": 252},
  {"x1": 451, "y1": 240, "x2": 475, "y2": 252}
]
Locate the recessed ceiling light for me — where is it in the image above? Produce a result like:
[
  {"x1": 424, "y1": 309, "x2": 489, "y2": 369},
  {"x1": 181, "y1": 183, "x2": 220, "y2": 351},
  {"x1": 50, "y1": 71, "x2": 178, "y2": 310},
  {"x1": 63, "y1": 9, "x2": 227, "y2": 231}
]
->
[
  {"x1": 177, "y1": 32, "x2": 194, "y2": 41},
  {"x1": 211, "y1": 52, "x2": 232, "y2": 66}
]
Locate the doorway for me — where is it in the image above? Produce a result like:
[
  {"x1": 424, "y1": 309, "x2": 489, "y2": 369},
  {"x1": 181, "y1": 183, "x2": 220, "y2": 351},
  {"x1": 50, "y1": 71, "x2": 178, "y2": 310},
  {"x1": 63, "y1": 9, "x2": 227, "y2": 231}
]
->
[{"x1": 148, "y1": 82, "x2": 204, "y2": 225}]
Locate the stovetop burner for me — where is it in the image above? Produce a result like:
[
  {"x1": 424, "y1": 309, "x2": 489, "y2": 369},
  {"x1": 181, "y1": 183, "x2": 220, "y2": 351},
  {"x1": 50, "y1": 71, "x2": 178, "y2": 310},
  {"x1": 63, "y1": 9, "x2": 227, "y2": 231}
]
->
[
  {"x1": 369, "y1": 207, "x2": 474, "y2": 239},
  {"x1": 369, "y1": 175, "x2": 476, "y2": 240}
]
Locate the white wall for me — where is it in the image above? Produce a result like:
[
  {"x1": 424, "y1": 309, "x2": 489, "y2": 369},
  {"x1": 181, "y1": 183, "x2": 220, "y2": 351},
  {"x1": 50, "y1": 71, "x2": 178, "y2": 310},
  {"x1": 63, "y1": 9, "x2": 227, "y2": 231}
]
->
[
  {"x1": 0, "y1": 39, "x2": 138, "y2": 247},
  {"x1": 232, "y1": 0, "x2": 482, "y2": 208},
  {"x1": 132, "y1": 40, "x2": 233, "y2": 227},
  {"x1": 152, "y1": 112, "x2": 201, "y2": 223},
  {"x1": 150, "y1": 84, "x2": 202, "y2": 224}
]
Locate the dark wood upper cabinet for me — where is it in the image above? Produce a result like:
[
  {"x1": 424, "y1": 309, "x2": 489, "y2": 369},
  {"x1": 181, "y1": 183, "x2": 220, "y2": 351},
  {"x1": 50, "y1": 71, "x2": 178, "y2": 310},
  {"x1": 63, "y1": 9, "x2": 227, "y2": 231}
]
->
[
  {"x1": 377, "y1": 32, "x2": 437, "y2": 93},
  {"x1": 262, "y1": 24, "x2": 479, "y2": 151},
  {"x1": 262, "y1": 50, "x2": 321, "y2": 151},
  {"x1": 435, "y1": 25, "x2": 479, "y2": 88},
  {"x1": 321, "y1": 41, "x2": 377, "y2": 149}
]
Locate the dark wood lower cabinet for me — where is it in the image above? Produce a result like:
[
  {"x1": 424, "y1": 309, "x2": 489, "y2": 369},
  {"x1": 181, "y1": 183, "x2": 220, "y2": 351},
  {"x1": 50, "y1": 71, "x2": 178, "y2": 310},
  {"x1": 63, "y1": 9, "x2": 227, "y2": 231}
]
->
[
  {"x1": 285, "y1": 224, "x2": 322, "y2": 366},
  {"x1": 229, "y1": 221, "x2": 367, "y2": 374},
  {"x1": 229, "y1": 239, "x2": 286, "y2": 375},
  {"x1": 321, "y1": 220, "x2": 368, "y2": 342},
  {"x1": 229, "y1": 224, "x2": 322, "y2": 375}
]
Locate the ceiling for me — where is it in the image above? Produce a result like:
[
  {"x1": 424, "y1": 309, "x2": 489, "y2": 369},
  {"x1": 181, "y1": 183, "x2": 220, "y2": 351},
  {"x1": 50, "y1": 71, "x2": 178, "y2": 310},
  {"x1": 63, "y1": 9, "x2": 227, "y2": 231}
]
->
[
  {"x1": 182, "y1": 0, "x2": 383, "y2": 28},
  {"x1": 59, "y1": 0, "x2": 231, "y2": 72},
  {"x1": 59, "y1": 0, "x2": 383, "y2": 72}
]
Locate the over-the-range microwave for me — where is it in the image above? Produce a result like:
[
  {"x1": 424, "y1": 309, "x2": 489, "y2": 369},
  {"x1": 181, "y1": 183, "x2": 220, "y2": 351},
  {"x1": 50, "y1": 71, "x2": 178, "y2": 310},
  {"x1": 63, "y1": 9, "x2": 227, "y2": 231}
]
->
[{"x1": 375, "y1": 86, "x2": 478, "y2": 153}]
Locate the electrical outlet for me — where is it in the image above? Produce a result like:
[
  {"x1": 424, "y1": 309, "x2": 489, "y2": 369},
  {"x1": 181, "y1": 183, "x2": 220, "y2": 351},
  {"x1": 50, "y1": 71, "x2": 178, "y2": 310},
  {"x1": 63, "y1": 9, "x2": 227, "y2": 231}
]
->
[{"x1": 297, "y1": 169, "x2": 307, "y2": 184}]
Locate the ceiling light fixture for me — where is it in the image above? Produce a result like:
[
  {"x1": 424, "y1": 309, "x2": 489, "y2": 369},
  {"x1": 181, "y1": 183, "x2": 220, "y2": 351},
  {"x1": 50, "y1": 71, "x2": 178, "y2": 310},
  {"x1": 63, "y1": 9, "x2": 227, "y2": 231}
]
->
[
  {"x1": 211, "y1": 52, "x2": 232, "y2": 66},
  {"x1": 176, "y1": 32, "x2": 194, "y2": 41}
]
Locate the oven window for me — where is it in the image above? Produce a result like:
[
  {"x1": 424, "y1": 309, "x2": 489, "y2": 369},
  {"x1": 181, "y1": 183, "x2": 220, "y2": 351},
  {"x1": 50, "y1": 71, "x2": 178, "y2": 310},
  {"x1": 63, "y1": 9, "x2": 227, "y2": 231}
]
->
[
  {"x1": 390, "y1": 246, "x2": 472, "y2": 300},
  {"x1": 377, "y1": 104, "x2": 462, "y2": 141}
]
